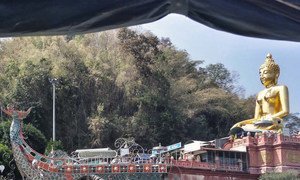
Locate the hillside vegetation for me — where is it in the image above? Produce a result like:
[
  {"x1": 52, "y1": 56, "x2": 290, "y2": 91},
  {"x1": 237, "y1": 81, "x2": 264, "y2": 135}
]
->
[{"x1": 0, "y1": 28, "x2": 255, "y2": 152}]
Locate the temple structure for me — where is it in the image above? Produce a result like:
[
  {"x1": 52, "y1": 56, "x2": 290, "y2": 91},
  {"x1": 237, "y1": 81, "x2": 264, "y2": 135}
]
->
[{"x1": 166, "y1": 132, "x2": 300, "y2": 179}]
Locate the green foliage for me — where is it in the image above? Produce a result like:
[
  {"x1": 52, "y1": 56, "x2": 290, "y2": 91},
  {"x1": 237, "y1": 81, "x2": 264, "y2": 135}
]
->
[
  {"x1": 0, "y1": 176, "x2": 8, "y2": 180},
  {"x1": 0, "y1": 143, "x2": 12, "y2": 176},
  {"x1": 44, "y1": 140, "x2": 64, "y2": 155},
  {"x1": 0, "y1": 121, "x2": 10, "y2": 146},
  {"x1": 23, "y1": 122, "x2": 47, "y2": 153},
  {"x1": 259, "y1": 170, "x2": 299, "y2": 180},
  {"x1": 0, "y1": 29, "x2": 254, "y2": 152},
  {"x1": 205, "y1": 63, "x2": 235, "y2": 91},
  {"x1": 0, "y1": 120, "x2": 46, "y2": 153},
  {"x1": 285, "y1": 113, "x2": 300, "y2": 134},
  {"x1": 0, "y1": 142, "x2": 21, "y2": 179}
]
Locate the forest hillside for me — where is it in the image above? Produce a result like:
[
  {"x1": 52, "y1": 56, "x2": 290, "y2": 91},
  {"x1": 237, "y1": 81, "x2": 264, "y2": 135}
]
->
[{"x1": 0, "y1": 28, "x2": 256, "y2": 153}]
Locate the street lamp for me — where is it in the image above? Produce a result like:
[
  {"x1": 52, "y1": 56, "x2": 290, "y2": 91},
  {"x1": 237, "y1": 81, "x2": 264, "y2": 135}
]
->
[{"x1": 49, "y1": 78, "x2": 59, "y2": 142}]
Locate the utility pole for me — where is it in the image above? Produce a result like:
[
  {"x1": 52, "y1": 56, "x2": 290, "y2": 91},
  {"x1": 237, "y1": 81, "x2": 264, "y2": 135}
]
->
[{"x1": 49, "y1": 78, "x2": 58, "y2": 142}]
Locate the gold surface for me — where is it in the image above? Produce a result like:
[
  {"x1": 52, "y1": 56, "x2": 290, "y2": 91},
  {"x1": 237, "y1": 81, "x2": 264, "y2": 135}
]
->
[{"x1": 230, "y1": 54, "x2": 289, "y2": 133}]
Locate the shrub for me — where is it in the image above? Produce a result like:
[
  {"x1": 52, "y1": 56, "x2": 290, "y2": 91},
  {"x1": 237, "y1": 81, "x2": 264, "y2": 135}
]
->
[
  {"x1": 259, "y1": 170, "x2": 299, "y2": 180},
  {"x1": 44, "y1": 140, "x2": 65, "y2": 155}
]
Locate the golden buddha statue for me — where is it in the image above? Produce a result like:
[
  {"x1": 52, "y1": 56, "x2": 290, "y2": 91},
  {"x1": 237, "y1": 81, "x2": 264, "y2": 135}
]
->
[{"x1": 230, "y1": 53, "x2": 289, "y2": 134}]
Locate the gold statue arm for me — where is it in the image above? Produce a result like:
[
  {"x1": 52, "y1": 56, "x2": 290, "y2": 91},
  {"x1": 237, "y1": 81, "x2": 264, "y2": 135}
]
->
[
  {"x1": 271, "y1": 86, "x2": 289, "y2": 119},
  {"x1": 254, "y1": 98, "x2": 261, "y2": 120}
]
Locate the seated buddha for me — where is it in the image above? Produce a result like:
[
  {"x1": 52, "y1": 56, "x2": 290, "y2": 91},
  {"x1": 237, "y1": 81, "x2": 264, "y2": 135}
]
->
[{"x1": 230, "y1": 53, "x2": 289, "y2": 135}]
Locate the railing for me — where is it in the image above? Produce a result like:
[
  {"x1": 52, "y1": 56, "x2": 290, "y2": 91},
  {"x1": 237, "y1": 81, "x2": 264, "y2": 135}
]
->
[
  {"x1": 232, "y1": 133, "x2": 300, "y2": 147},
  {"x1": 255, "y1": 133, "x2": 300, "y2": 145},
  {"x1": 168, "y1": 160, "x2": 244, "y2": 172},
  {"x1": 281, "y1": 135, "x2": 300, "y2": 143}
]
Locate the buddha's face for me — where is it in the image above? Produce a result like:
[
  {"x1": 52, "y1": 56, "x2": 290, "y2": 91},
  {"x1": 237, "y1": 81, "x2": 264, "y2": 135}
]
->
[{"x1": 259, "y1": 66, "x2": 278, "y2": 88}]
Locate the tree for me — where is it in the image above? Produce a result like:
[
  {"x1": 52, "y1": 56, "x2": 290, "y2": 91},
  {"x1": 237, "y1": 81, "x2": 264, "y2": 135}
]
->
[
  {"x1": 285, "y1": 113, "x2": 300, "y2": 134},
  {"x1": 205, "y1": 63, "x2": 237, "y2": 91}
]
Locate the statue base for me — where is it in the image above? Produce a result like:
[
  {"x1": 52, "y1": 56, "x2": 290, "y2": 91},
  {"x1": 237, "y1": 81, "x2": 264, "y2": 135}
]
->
[{"x1": 230, "y1": 132, "x2": 300, "y2": 174}]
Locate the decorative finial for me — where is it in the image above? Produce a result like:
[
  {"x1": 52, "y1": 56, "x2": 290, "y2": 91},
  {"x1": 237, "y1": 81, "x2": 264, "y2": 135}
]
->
[{"x1": 264, "y1": 53, "x2": 275, "y2": 64}]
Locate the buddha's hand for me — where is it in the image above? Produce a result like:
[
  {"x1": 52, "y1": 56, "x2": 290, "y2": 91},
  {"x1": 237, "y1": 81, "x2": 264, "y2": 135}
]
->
[
  {"x1": 264, "y1": 114, "x2": 273, "y2": 121},
  {"x1": 263, "y1": 115, "x2": 282, "y2": 124}
]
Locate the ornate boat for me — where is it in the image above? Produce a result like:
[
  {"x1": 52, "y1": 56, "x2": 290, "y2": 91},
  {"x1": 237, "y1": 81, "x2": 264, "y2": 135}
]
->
[{"x1": 8, "y1": 107, "x2": 167, "y2": 179}]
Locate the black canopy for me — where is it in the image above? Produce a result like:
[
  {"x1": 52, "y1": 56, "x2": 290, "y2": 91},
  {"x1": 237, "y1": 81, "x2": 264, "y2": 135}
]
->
[{"x1": 1, "y1": 0, "x2": 300, "y2": 41}]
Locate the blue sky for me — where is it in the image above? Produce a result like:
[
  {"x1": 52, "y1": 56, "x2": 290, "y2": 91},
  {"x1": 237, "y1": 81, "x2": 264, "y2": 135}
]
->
[{"x1": 138, "y1": 14, "x2": 300, "y2": 113}]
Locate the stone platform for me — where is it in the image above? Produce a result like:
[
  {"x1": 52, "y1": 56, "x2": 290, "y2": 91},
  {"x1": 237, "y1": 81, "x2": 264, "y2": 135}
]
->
[{"x1": 231, "y1": 132, "x2": 300, "y2": 174}]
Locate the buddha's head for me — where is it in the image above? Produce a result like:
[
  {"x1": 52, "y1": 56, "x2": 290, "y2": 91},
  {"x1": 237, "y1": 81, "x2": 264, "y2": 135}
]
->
[{"x1": 259, "y1": 53, "x2": 280, "y2": 88}]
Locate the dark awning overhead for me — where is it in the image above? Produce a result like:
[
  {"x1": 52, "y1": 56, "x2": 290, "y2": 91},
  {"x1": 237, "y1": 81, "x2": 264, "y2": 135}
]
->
[{"x1": 0, "y1": 0, "x2": 300, "y2": 41}]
